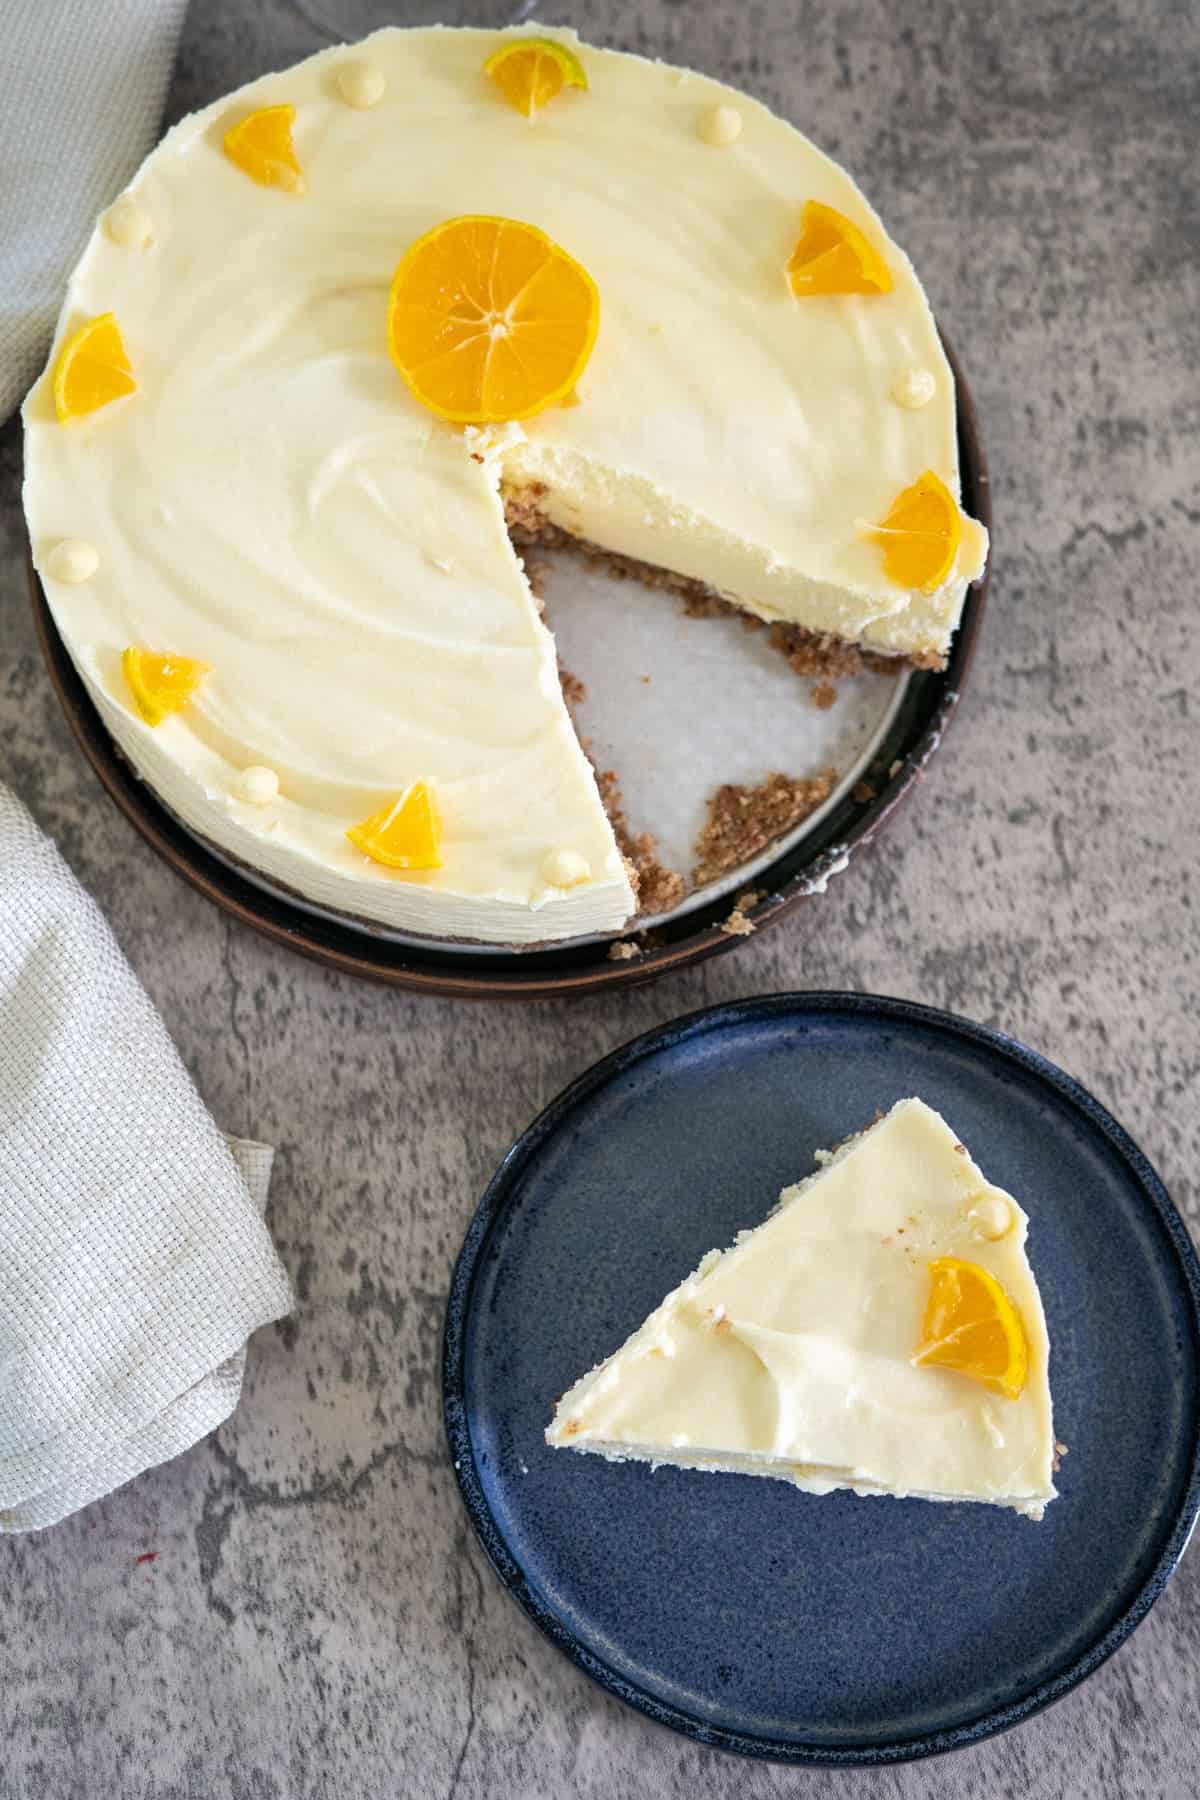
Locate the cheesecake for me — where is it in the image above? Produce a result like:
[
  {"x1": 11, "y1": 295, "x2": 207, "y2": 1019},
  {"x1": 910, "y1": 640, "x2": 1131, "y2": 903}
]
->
[
  {"x1": 23, "y1": 26, "x2": 987, "y2": 946},
  {"x1": 547, "y1": 1099, "x2": 1057, "y2": 1516}
]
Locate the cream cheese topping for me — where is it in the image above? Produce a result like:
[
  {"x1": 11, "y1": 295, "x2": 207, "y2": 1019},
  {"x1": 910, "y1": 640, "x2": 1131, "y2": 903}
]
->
[
  {"x1": 104, "y1": 193, "x2": 153, "y2": 249},
  {"x1": 234, "y1": 765, "x2": 280, "y2": 806},
  {"x1": 45, "y1": 538, "x2": 99, "y2": 584},
  {"x1": 697, "y1": 104, "x2": 743, "y2": 146},
  {"x1": 892, "y1": 366, "x2": 937, "y2": 410},
  {"x1": 336, "y1": 60, "x2": 386, "y2": 109},
  {"x1": 547, "y1": 1099, "x2": 1056, "y2": 1515},
  {"x1": 24, "y1": 25, "x2": 986, "y2": 945}
]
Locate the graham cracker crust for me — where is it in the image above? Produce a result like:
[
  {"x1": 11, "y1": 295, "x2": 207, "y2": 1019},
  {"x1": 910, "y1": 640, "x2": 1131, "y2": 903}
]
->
[
  {"x1": 694, "y1": 771, "x2": 837, "y2": 888},
  {"x1": 593, "y1": 767, "x2": 687, "y2": 916}
]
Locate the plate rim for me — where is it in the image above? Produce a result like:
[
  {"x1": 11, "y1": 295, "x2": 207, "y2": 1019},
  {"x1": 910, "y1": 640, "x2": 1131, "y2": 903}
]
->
[
  {"x1": 27, "y1": 343, "x2": 989, "y2": 999},
  {"x1": 442, "y1": 991, "x2": 1200, "y2": 1766}
]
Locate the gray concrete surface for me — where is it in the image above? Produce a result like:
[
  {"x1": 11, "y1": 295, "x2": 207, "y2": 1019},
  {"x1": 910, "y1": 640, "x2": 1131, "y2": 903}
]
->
[{"x1": 1, "y1": 0, "x2": 1198, "y2": 1794}]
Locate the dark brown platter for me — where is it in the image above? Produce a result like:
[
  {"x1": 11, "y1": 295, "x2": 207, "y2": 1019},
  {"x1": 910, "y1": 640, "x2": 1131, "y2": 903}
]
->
[{"x1": 28, "y1": 340, "x2": 989, "y2": 1000}]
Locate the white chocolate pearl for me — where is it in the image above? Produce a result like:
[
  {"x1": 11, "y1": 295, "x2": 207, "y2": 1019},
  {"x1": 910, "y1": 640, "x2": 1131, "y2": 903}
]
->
[
  {"x1": 969, "y1": 1196, "x2": 1014, "y2": 1241},
  {"x1": 337, "y1": 61, "x2": 386, "y2": 109},
  {"x1": 104, "y1": 194, "x2": 152, "y2": 249},
  {"x1": 45, "y1": 539, "x2": 99, "y2": 584},
  {"x1": 697, "y1": 104, "x2": 742, "y2": 147},
  {"x1": 542, "y1": 849, "x2": 591, "y2": 888},
  {"x1": 892, "y1": 367, "x2": 936, "y2": 410},
  {"x1": 235, "y1": 766, "x2": 279, "y2": 806}
]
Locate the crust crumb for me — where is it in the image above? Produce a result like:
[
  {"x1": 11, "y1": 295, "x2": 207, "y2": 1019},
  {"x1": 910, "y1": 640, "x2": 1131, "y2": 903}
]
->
[
  {"x1": 692, "y1": 769, "x2": 836, "y2": 888},
  {"x1": 720, "y1": 889, "x2": 762, "y2": 937},
  {"x1": 558, "y1": 665, "x2": 587, "y2": 709},
  {"x1": 608, "y1": 940, "x2": 642, "y2": 961},
  {"x1": 812, "y1": 679, "x2": 838, "y2": 710},
  {"x1": 851, "y1": 780, "x2": 876, "y2": 805},
  {"x1": 954, "y1": 1143, "x2": 967, "y2": 1155},
  {"x1": 562, "y1": 1419, "x2": 582, "y2": 1438}
]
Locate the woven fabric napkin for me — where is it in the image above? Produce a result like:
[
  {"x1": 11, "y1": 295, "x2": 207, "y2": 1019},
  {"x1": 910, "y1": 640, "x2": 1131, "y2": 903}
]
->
[
  {"x1": 0, "y1": 785, "x2": 293, "y2": 1531},
  {"x1": 0, "y1": 0, "x2": 188, "y2": 424}
]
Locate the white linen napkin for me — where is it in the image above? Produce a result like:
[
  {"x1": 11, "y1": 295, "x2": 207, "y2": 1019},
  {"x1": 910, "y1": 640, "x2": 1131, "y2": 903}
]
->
[
  {"x1": 0, "y1": 784, "x2": 293, "y2": 1531},
  {"x1": 0, "y1": 0, "x2": 188, "y2": 423}
]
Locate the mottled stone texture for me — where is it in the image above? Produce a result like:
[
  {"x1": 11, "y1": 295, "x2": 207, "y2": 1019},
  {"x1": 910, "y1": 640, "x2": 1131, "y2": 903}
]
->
[{"x1": 1, "y1": 0, "x2": 1198, "y2": 1794}]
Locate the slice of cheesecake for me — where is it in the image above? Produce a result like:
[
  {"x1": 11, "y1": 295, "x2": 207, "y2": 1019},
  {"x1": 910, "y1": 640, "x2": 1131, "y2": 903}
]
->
[{"x1": 547, "y1": 1098, "x2": 1057, "y2": 1516}]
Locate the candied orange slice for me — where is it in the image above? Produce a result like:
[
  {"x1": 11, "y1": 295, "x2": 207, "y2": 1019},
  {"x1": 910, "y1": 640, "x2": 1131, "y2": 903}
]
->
[
  {"x1": 787, "y1": 200, "x2": 893, "y2": 297},
  {"x1": 869, "y1": 469, "x2": 963, "y2": 592},
  {"x1": 484, "y1": 36, "x2": 588, "y2": 117},
  {"x1": 223, "y1": 104, "x2": 304, "y2": 193},
  {"x1": 122, "y1": 648, "x2": 210, "y2": 727},
  {"x1": 53, "y1": 314, "x2": 136, "y2": 422},
  {"x1": 388, "y1": 215, "x2": 599, "y2": 424},
  {"x1": 913, "y1": 1257, "x2": 1028, "y2": 1400},
  {"x1": 347, "y1": 783, "x2": 442, "y2": 870}
]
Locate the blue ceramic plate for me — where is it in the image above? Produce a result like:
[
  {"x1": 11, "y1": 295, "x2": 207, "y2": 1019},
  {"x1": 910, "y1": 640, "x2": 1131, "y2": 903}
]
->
[{"x1": 443, "y1": 995, "x2": 1200, "y2": 1764}]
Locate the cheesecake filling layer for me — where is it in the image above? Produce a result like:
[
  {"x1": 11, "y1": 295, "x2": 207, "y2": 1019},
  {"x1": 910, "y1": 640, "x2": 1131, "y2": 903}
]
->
[
  {"x1": 24, "y1": 25, "x2": 986, "y2": 944},
  {"x1": 547, "y1": 1098, "x2": 1056, "y2": 1515}
]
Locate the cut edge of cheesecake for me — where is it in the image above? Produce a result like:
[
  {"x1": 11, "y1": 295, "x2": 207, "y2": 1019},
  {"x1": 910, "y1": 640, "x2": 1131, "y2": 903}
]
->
[
  {"x1": 546, "y1": 1097, "x2": 1057, "y2": 1518},
  {"x1": 490, "y1": 446, "x2": 987, "y2": 676}
]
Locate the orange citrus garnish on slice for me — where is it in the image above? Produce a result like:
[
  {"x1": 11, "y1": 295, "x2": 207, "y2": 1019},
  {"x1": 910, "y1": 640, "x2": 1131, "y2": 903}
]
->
[
  {"x1": 223, "y1": 104, "x2": 304, "y2": 193},
  {"x1": 122, "y1": 648, "x2": 211, "y2": 727},
  {"x1": 53, "y1": 314, "x2": 136, "y2": 422},
  {"x1": 484, "y1": 36, "x2": 588, "y2": 117},
  {"x1": 869, "y1": 470, "x2": 963, "y2": 592},
  {"x1": 913, "y1": 1257, "x2": 1028, "y2": 1400},
  {"x1": 387, "y1": 215, "x2": 599, "y2": 424},
  {"x1": 787, "y1": 200, "x2": 893, "y2": 297},
  {"x1": 347, "y1": 783, "x2": 442, "y2": 870}
]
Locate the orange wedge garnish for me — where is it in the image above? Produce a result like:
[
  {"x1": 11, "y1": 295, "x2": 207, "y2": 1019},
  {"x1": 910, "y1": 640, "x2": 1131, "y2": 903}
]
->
[
  {"x1": 913, "y1": 1258, "x2": 1028, "y2": 1400},
  {"x1": 223, "y1": 104, "x2": 304, "y2": 193},
  {"x1": 787, "y1": 201, "x2": 893, "y2": 297},
  {"x1": 484, "y1": 36, "x2": 588, "y2": 117},
  {"x1": 53, "y1": 314, "x2": 136, "y2": 422},
  {"x1": 122, "y1": 648, "x2": 210, "y2": 727},
  {"x1": 387, "y1": 215, "x2": 599, "y2": 424},
  {"x1": 869, "y1": 470, "x2": 963, "y2": 592},
  {"x1": 347, "y1": 783, "x2": 442, "y2": 870}
]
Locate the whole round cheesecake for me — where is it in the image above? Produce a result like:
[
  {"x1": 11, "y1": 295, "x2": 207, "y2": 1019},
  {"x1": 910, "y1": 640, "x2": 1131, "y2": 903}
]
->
[{"x1": 23, "y1": 26, "x2": 987, "y2": 946}]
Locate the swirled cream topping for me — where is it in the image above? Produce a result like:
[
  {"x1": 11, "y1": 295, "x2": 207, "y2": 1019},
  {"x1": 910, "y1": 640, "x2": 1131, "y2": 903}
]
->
[
  {"x1": 24, "y1": 26, "x2": 986, "y2": 945},
  {"x1": 548, "y1": 1099, "x2": 1056, "y2": 1515}
]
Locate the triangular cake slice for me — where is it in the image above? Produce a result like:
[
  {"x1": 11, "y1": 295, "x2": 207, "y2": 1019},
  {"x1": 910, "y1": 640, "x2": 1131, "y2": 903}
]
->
[{"x1": 547, "y1": 1098, "x2": 1056, "y2": 1516}]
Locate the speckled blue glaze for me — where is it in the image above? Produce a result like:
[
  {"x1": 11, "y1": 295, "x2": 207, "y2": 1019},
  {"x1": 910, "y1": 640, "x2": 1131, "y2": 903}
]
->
[{"x1": 443, "y1": 994, "x2": 1200, "y2": 1765}]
